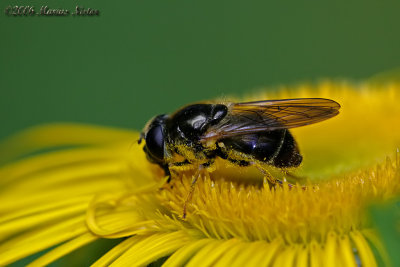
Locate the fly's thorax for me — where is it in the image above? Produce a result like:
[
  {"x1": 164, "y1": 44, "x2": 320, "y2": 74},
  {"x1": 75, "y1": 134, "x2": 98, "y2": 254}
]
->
[{"x1": 166, "y1": 103, "x2": 228, "y2": 145}]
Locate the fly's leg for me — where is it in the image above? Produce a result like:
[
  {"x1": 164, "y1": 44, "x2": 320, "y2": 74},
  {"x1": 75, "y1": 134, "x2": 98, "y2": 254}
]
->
[
  {"x1": 182, "y1": 161, "x2": 214, "y2": 219},
  {"x1": 182, "y1": 167, "x2": 201, "y2": 219},
  {"x1": 283, "y1": 171, "x2": 308, "y2": 190},
  {"x1": 255, "y1": 165, "x2": 294, "y2": 189},
  {"x1": 167, "y1": 160, "x2": 191, "y2": 182}
]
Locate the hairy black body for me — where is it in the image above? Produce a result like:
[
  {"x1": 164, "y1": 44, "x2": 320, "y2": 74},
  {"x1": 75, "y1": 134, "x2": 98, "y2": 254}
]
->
[{"x1": 139, "y1": 102, "x2": 313, "y2": 175}]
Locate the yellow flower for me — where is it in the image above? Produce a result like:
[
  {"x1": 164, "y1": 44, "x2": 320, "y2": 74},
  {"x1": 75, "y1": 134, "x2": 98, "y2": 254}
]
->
[{"x1": 0, "y1": 81, "x2": 400, "y2": 266}]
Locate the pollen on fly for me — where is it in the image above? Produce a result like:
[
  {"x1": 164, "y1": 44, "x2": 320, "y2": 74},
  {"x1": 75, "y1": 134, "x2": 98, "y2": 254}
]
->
[{"x1": 138, "y1": 98, "x2": 341, "y2": 218}]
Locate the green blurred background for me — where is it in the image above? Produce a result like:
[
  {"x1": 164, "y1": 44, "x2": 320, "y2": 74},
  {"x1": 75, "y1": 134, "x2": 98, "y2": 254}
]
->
[{"x1": 1, "y1": 0, "x2": 400, "y2": 139}]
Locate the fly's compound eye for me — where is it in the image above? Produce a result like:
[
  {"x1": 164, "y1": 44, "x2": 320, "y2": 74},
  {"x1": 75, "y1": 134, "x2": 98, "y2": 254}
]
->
[{"x1": 145, "y1": 125, "x2": 165, "y2": 161}]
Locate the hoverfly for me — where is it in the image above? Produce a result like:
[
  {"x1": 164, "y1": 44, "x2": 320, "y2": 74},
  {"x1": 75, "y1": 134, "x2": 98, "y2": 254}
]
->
[{"x1": 139, "y1": 98, "x2": 340, "y2": 217}]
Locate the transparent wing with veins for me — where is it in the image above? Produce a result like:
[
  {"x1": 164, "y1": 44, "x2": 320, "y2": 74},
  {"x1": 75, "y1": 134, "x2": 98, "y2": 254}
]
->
[{"x1": 201, "y1": 98, "x2": 340, "y2": 141}]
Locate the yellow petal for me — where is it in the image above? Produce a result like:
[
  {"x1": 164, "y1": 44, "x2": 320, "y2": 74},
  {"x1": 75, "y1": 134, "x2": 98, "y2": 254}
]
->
[{"x1": 27, "y1": 232, "x2": 98, "y2": 267}]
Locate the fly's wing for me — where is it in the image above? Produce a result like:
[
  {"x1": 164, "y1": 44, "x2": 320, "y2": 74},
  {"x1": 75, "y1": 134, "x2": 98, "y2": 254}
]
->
[{"x1": 201, "y1": 98, "x2": 340, "y2": 141}]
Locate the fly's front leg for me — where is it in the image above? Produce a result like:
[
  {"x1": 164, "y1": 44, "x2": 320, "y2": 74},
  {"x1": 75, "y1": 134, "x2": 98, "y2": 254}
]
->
[
  {"x1": 182, "y1": 167, "x2": 202, "y2": 219},
  {"x1": 182, "y1": 160, "x2": 214, "y2": 219},
  {"x1": 166, "y1": 160, "x2": 191, "y2": 182}
]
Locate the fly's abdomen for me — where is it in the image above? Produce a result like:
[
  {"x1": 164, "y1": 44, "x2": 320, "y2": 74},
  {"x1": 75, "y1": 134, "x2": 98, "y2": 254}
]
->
[
  {"x1": 271, "y1": 130, "x2": 302, "y2": 168},
  {"x1": 218, "y1": 130, "x2": 302, "y2": 168},
  {"x1": 218, "y1": 131, "x2": 283, "y2": 163}
]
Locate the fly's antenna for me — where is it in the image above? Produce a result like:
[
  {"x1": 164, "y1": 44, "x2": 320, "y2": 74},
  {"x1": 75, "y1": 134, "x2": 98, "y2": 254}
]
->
[{"x1": 138, "y1": 132, "x2": 145, "y2": 144}]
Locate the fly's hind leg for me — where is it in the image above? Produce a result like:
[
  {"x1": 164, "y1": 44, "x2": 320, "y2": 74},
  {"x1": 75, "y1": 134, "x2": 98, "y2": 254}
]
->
[
  {"x1": 283, "y1": 171, "x2": 308, "y2": 190},
  {"x1": 255, "y1": 164, "x2": 294, "y2": 189},
  {"x1": 255, "y1": 165, "x2": 282, "y2": 189},
  {"x1": 282, "y1": 171, "x2": 307, "y2": 185}
]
